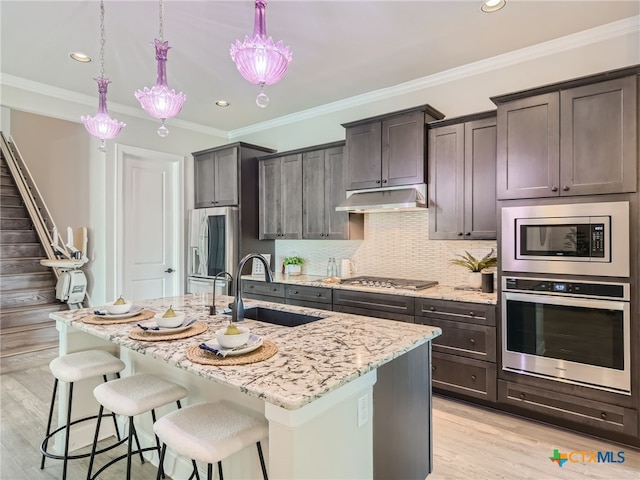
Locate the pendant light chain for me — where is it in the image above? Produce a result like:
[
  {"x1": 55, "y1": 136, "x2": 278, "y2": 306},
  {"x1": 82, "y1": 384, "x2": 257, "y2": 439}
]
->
[
  {"x1": 159, "y1": 0, "x2": 164, "y2": 42},
  {"x1": 99, "y1": 0, "x2": 106, "y2": 78}
]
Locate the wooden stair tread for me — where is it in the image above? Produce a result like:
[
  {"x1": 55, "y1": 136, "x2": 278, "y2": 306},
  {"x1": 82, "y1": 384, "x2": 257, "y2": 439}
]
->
[{"x1": 0, "y1": 321, "x2": 56, "y2": 335}]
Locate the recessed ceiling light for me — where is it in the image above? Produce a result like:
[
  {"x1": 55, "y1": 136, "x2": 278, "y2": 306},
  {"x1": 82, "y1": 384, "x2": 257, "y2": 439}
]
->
[
  {"x1": 70, "y1": 52, "x2": 92, "y2": 63},
  {"x1": 481, "y1": 0, "x2": 506, "y2": 13},
  {"x1": 215, "y1": 100, "x2": 230, "y2": 107}
]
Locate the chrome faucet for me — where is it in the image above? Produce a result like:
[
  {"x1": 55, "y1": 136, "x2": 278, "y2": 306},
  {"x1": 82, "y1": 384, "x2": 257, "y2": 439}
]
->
[
  {"x1": 209, "y1": 271, "x2": 233, "y2": 315},
  {"x1": 231, "y1": 253, "x2": 273, "y2": 322}
]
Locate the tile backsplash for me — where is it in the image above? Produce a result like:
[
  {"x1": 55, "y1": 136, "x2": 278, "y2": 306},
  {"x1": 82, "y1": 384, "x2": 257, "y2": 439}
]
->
[{"x1": 275, "y1": 210, "x2": 497, "y2": 287}]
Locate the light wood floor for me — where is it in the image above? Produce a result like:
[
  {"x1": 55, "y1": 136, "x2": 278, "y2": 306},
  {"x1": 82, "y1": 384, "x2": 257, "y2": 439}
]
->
[{"x1": 1, "y1": 348, "x2": 638, "y2": 480}]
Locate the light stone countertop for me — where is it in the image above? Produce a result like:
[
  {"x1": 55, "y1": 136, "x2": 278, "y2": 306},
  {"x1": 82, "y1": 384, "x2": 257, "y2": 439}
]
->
[
  {"x1": 51, "y1": 295, "x2": 441, "y2": 411},
  {"x1": 243, "y1": 273, "x2": 498, "y2": 305}
]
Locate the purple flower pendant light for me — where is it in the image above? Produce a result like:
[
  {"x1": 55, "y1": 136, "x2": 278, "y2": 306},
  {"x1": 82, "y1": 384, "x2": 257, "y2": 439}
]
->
[
  {"x1": 135, "y1": 0, "x2": 186, "y2": 137},
  {"x1": 230, "y1": 0, "x2": 292, "y2": 108},
  {"x1": 81, "y1": 0, "x2": 125, "y2": 152}
]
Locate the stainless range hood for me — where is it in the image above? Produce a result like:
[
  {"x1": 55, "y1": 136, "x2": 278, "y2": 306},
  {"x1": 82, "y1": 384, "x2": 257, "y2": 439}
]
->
[{"x1": 336, "y1": 184, "x2": 427, "y2": 213}]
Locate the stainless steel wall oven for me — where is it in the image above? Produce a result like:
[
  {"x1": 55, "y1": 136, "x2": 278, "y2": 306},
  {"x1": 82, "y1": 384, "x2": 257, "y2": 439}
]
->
[{"x1": 501, "y1": 276, "x2": 631, "y2": 393}]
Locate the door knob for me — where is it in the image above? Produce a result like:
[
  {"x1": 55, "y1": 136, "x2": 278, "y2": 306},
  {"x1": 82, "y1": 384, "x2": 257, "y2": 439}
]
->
[{"x1": 164, "y1": 268, "x2": 175, "y2": 273}]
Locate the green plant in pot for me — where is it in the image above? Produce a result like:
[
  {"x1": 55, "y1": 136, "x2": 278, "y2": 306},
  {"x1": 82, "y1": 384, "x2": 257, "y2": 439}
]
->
[
  {"x1": 449, "y1": 249, "x2": 497, "y2": 289},
  {"x1": 283, "y1": 256, "x2": 305, "y2": 276}
]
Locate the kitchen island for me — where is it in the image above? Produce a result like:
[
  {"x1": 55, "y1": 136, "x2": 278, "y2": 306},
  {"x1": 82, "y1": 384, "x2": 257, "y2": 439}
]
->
[{"x1": 51, "y1": 294, "x2": 441, "y2": 480}]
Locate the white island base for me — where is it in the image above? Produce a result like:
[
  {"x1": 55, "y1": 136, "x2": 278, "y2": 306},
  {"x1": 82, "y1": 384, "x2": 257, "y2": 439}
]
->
[{"x1": 58, "y1": 323, "x2": 377, "y2": 480}]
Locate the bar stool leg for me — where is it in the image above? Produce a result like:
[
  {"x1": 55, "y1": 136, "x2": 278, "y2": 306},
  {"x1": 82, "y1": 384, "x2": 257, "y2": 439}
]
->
[
  {"x1": 103, "y1": 374, "x2": 121, "y2": 441},
  {"x1": 40, "y1": 378, "x2": 59, "y2": 470},
  {"x1": 61, "y1": 382, "x2": 75, "y2": 480},
  {"x1": 257, "y1": 441, "x2": 269, "y2": 480},
  {"x1": 87, "y1": 404, "x2": 104, "y2": 480}
]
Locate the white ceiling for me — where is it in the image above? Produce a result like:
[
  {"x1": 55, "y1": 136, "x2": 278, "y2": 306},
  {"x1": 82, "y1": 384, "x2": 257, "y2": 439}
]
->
[{"x1": 1, "y1": 1, "x2": 639, "y2": 134}]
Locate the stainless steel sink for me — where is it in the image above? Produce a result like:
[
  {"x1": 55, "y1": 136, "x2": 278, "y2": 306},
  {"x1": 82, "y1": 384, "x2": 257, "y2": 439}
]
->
[{"x1": 225, "y1": 306, "x2": 323, "y2": 327}]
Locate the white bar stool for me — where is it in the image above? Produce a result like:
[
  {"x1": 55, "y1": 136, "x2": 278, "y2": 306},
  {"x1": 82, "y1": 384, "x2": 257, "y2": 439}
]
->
[
  {"x1": 153, "y1": 401, "x2": 269, "y2": 480},
  {"x1": 87, "y1": 373, "x2": 188, "y2": 480},
  {"x1": 41, "y1": 349, "x2": 125, "y2": 480}
]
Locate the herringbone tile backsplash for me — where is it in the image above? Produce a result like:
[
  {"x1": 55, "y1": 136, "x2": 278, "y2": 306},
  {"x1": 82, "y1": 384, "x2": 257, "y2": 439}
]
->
[{"x1": 275, "y1": 211, "x2": 497, "y2": 287}]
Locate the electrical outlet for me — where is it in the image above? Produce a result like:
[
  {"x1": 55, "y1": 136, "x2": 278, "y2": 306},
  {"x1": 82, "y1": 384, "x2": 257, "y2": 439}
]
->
[{"x1": 357, "y1": 394, "x2": 369, "y2": 427}]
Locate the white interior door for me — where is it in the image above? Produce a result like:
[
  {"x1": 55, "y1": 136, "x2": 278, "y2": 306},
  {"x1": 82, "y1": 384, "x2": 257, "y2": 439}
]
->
[{"x1": 117, "y1": 146, "x2": 183, "y2": 302}]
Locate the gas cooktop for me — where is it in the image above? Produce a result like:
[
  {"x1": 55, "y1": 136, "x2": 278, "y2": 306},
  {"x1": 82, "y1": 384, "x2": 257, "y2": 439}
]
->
[{"x1": 341, "y1": 276, "x2": 438, "y2": 291}]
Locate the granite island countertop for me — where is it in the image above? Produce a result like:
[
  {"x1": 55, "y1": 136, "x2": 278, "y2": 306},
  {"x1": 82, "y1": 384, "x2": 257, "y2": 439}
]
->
[
  {"x1": 242, "y1": 273, "x2": 498, "y2": 305},
  {"x1": 51, "y1": 295, "x2": 441, "y2": 411}
]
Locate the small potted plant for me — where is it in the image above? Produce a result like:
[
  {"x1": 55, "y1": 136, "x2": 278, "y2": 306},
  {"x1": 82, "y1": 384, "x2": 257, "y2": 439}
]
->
[
  {"x1": 449, "y1": 249, "x2": 497, "y2": 289},
  {"x1": 283, "y1": 256, "x2": 305, "y2": 276}
]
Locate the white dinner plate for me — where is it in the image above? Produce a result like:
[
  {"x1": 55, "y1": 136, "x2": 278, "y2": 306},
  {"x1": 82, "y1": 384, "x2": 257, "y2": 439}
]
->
[
  {"x1": 204, "y1": 334, "x2": 263, "y2": 356},
  {"x1": 137, "y1": 318, "x2": 196, "y2": 334},
  {"x1": 94, "y1": 305, "x2": 144, "y2": 319}
]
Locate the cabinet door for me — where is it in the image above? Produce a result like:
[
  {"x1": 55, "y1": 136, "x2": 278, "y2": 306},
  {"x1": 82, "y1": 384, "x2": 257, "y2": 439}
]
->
[
  {"x1": 560, "y1": 76, "x2": 637, "y2": 195},
  {"x1": 464, "y1": 117, "x2": 497, "y2": 239},
  {"x1": 302, "y1": 149, "x2": 326, "y2": 239},
  {"x1": 258, "y1": 158, "x2": 282, "y2": 239},
  {"x1": 383, "y1": 111, "x2": 426, "y2": 186},
  {"x1": 213, "y1": 148, "x2": 238, "y2": 206},
  {"x1": 428, "y1": 124, "x2": 464, "y2": 240},
  {"x1": 194, "y1": 152, "x2": 216, "y2": 208},
  {"x1": 346, "y1": 121, "x2": 382, "y2": 189},
  {"x1": 280, "y1": 154, "x2": 302, "y2": 239},
  {"x1": 324, "y1": 146, "x2": 348, "y2": 239},
  {"x1": 496, "y1": 93, "x2": 560, "y2": 199}
]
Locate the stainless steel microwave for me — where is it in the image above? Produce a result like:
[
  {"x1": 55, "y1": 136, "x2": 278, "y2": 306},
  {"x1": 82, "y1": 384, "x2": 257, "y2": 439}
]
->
[{"x1": 501, "y1": 202, "x2": 629, "y2": 277}]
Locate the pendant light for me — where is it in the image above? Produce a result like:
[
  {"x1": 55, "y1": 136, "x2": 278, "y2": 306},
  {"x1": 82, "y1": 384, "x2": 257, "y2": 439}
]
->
[
  {"x1": 135, "y1": 0, "x2": 186, "y2": 137},
  {"x1": 81, "y1": 0, "x2": 125, "y2": 152},
  {"x1": 230, "y1": 0, "x2": 292, "y2": 108}
]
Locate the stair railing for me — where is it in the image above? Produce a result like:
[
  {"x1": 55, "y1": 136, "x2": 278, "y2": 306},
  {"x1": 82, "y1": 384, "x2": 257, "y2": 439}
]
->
[{"x1": 0, "y1": 132, "x2": 67, "y2": 278}]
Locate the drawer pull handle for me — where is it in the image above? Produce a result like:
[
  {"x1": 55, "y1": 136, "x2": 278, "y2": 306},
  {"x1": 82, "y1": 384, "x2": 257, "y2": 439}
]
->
[
  {"x1": 469, "y1": 311, "x2": 475, "y2": 316},
  {"x1": 432, "y1": 365, "x2": 436, "y2": 371},
  {"x1": 293, "y1": 290, "x2": 299, "y2": 294},
  {"x1": 471, "y1": 374, "x2": 476, "y2": 381},
  {"x1": 429, "y1": 306, "x2": 436, "y2": 311},
  {"x1": 273, "y1": 288, "x2": 280, "y2": 292},
  {"x1": 551, "y1": 186, "x2": 558, "y2": 192},
  {"x1": 317, "y1": 293, "x2": 322, "y2": 297},
  {"x1": 469, "y1": 338, "x2": 475, "y2": 345},
  {"x1": 600, "y1": 412, "x2": 608, "y2": 420},
  {"x1": 519, "y1": 393, "x2": 526, "y2": 400},
  {"x1": 562, "y1": 185, "x2": 570, "y2": 191}
]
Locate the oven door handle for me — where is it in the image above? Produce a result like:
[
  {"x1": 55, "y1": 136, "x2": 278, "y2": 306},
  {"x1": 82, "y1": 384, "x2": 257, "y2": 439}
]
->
[{"x1": 502, "y1": 292, "x2": 628, "y2": 311}]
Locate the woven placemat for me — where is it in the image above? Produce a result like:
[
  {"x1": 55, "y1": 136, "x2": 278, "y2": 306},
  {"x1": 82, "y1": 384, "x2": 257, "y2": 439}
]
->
[
  {"x1": 128, "y1": 322, "x2": 208, "y2": 342},
  {"x1": 186, "y1": 340, "x2": 278, "y2": 366},
  {"x1": 82, "y1": 309, "x2": 156, "y2": 325}
]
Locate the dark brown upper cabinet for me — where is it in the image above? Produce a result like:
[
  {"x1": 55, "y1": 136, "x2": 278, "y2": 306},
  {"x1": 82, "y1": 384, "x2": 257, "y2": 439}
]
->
[
  {"x1": 428, "y1": 112, "x2": 497, "y2": 240},
  {"x1": 258, "y1": 154, "x2": 302, "y2": 240},
  {"x1": 302, "y1": 144, "x2": 357, "y2": 239},
  {"x1": 492, "y1": 68, "x2": 638, "y2": 199},
  {"x1": 192, "y1": 142, "x2": 275, "y2": 209},
  {"x1": 342, "y1": 105, "x2": 444, "y2": 190},
  {"x1": 194, "y1": 147, "x2": 238, "y2": 208}
]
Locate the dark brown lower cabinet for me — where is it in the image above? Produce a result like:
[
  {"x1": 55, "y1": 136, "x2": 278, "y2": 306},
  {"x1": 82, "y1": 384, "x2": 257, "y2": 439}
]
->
[
  {"x1": 498, "y1": 380, "x2": 639, "y2": 438},
  {"x1": 284, "y1": 284, "x2": 332, "y2": 309},
  {"x1": 242, "y1": 280, "x2": 285, "y2": 303},
  {"x1": 333, "y1": 289, "x2": 415, "y2": 323},
  {"x1": 415, "y1": 298, "x2": 497, "y2": 402},
  {"x1": 432, "y1": 352, "x2": 497, "y2": 402}
]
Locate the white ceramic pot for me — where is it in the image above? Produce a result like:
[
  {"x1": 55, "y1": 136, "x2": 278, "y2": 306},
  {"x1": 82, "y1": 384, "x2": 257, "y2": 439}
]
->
[
  {"x1": 287, "y1": 264, "x2": 302, "y2": 276},
  {"x1": 468, "y1": 271, "x2": 482, "y2": 289}
]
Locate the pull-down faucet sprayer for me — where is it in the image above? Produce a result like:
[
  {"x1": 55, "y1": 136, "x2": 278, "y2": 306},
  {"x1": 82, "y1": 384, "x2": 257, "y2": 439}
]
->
[
  {"x1": 231, "y1": 253, "x2": 273, "y2": 322},
  {"x1": 209, "y1": 271, "x2": 233, "y2": 315}
]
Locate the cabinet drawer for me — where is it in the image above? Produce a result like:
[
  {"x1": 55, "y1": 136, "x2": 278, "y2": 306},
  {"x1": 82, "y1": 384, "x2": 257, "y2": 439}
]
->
[
  {"x1": 419, "y1": 317, "x2": 496, "y2": 362},
  {"x1": 432, "y1": 352, "x2": 496, "y2": 402},
  {"x1": 498, "y1": 380, "x2": 638, "y2": 437},
  {"x1": 243, "y1": 281, "x2": 285, "y2": 299},
  {"x1": 333, "y1": 289, "x2": 414, "y2": 322},
  {"x1": 415, "y1": 298, "x2": 495, "y2": 326},
  {"x1": 285, "y1": 285, "x2": 332, "y2": 304}
]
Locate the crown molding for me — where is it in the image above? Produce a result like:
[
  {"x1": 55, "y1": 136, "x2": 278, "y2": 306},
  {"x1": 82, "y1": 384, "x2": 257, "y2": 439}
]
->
[
  {"x1": 228, "y1": 15, "x2": 639, "y2": 138},
  {"x1": 2, "y1": 16, "x2": 637, "y2": 140},
  {"x1": 0, "y1": 73, "x2": 228, "y2": 139}
]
